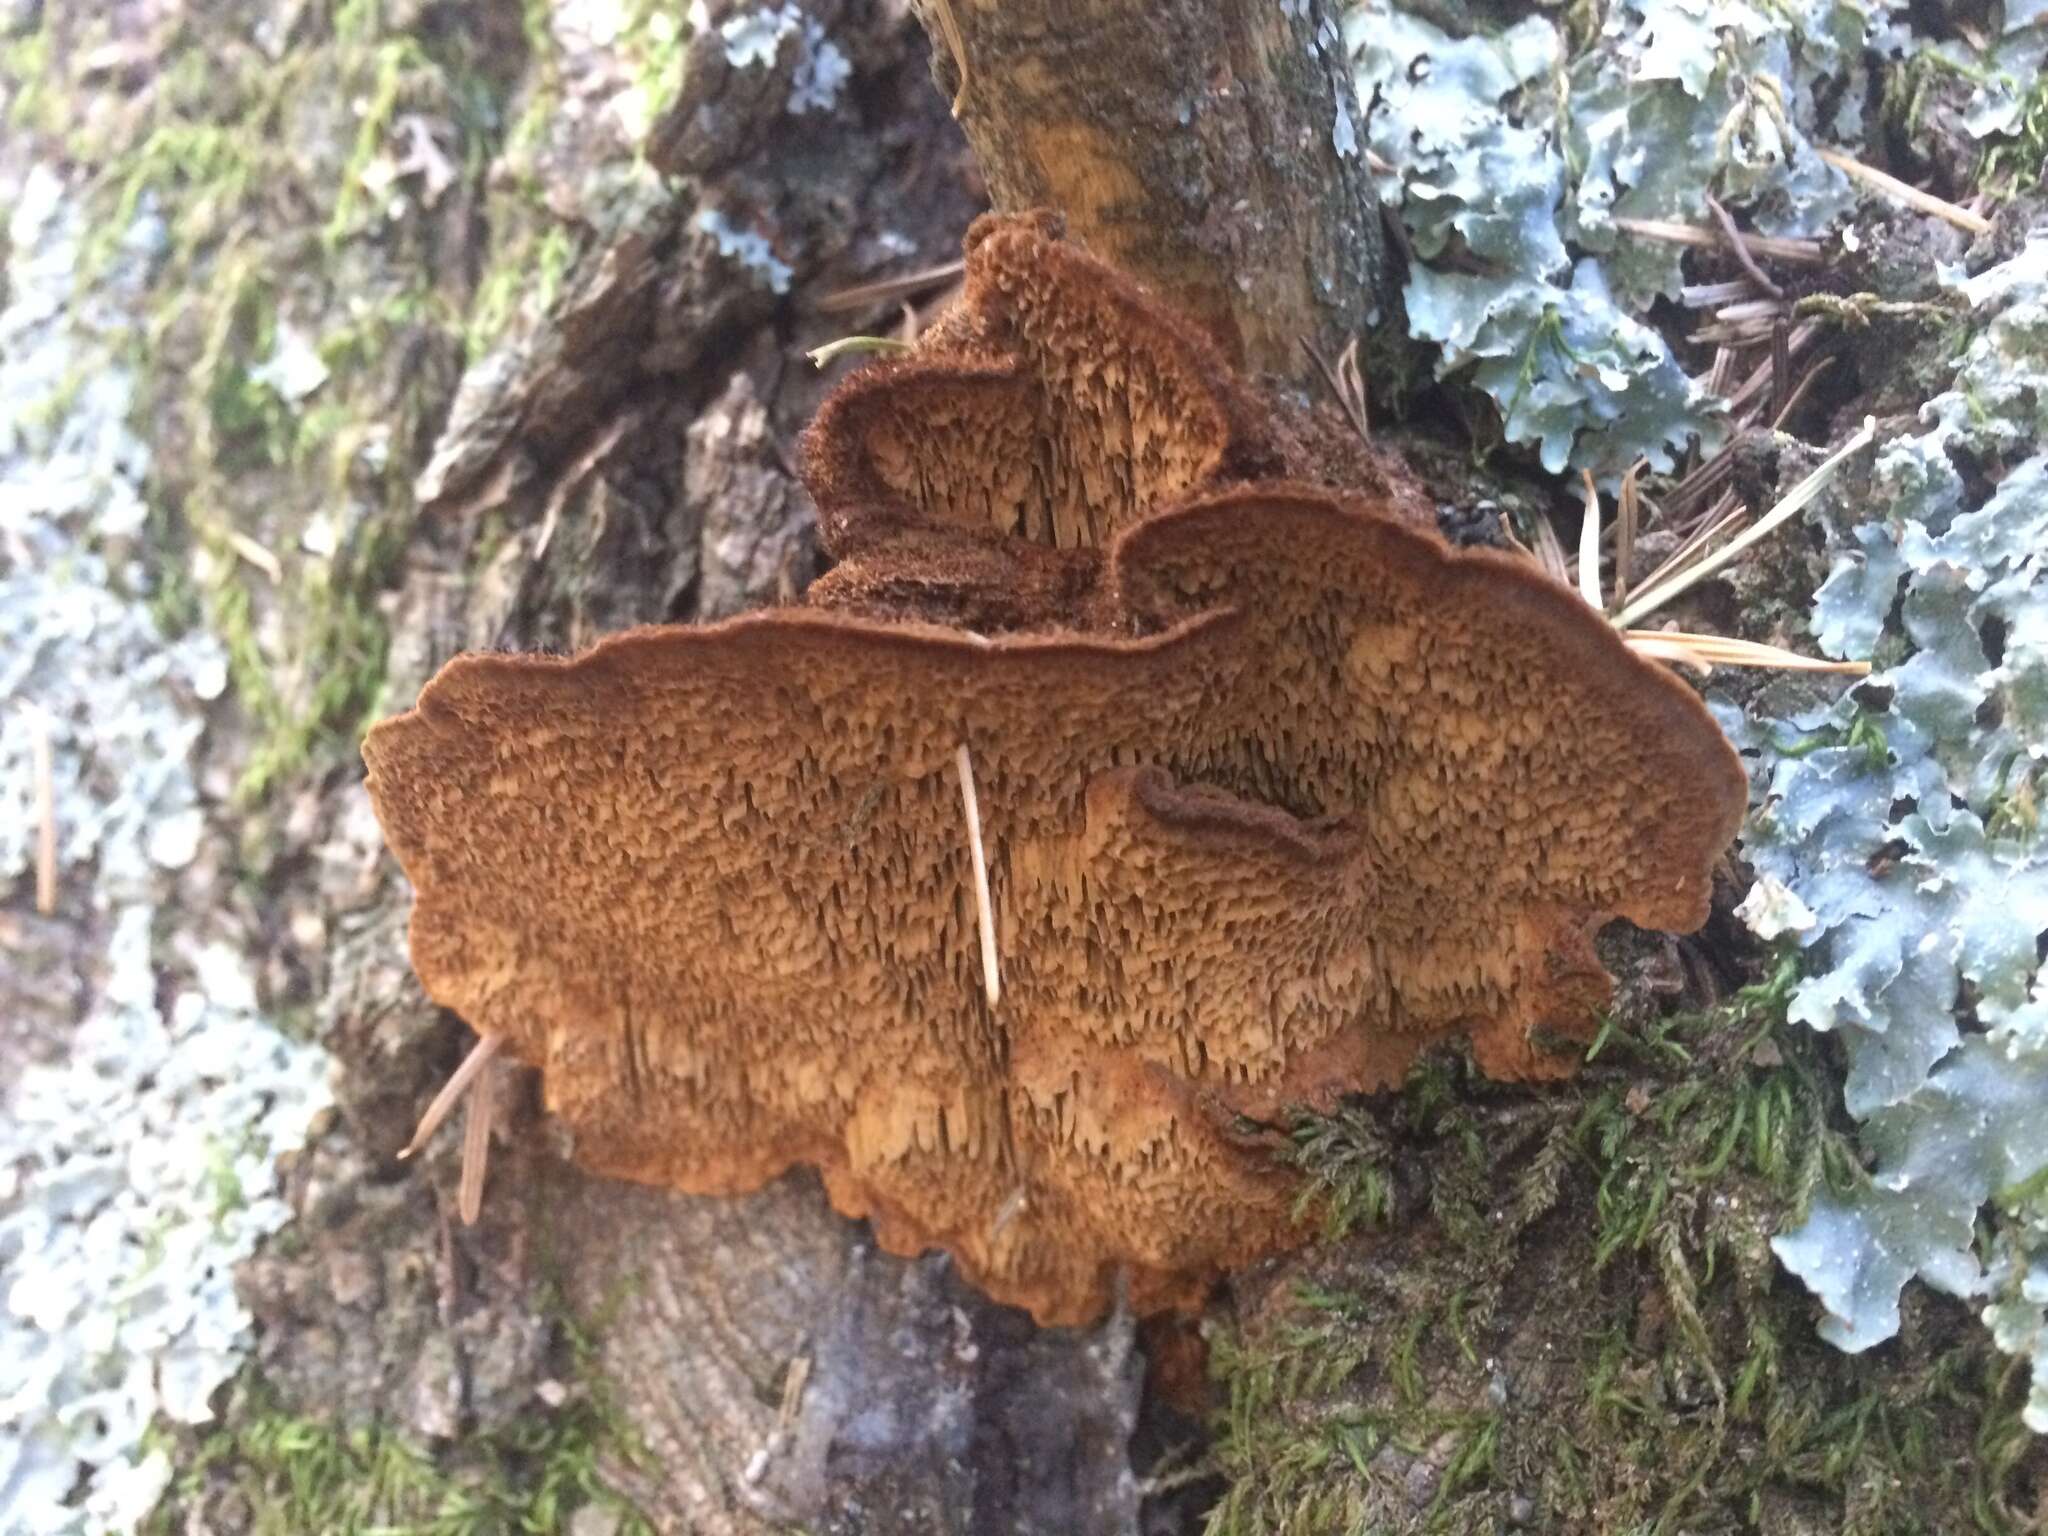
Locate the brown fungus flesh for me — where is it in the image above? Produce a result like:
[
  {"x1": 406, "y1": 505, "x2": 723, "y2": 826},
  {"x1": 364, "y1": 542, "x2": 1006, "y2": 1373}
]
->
[{"x1": 364, "y1": 214, "x2": 1746, "y2": 1326}]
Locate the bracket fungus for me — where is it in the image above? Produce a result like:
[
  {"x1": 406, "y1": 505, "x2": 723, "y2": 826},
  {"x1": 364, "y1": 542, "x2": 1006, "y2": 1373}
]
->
[{"x1": 364, "y1": 212, "x2": 1746, "y2": 1325}]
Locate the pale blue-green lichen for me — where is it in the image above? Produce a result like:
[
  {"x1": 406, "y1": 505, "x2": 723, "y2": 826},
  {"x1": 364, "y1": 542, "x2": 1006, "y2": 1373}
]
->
[
  {"x1": 1743, "y1": 237, "x2": 2048, "y2": 1433},
  {"x1": 1348, "y1": 0, "x2": 1880, "y2": 476},
  {"x1": 1348, "y1": 0, "x2": 2048, "y2": 1439},
  {"x1": 0, "y1": 164, "x2": 333, "y2": 1536}
]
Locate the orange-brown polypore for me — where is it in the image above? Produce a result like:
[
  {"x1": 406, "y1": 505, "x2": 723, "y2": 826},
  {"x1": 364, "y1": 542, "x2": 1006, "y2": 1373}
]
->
[{"x1": 364, "y1": 213, "x2": 1746, "y2": 1326}]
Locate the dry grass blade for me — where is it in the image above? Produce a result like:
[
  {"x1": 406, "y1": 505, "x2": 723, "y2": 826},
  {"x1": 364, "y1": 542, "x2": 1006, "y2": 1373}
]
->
[
  {"x1": 536, "y1": 411, "x2": 637, "y2": 561},
  {"x1": 1613, "y1": 217, "x2": 1825, "y2": 265},
  {"x1": 399, "y1": 1032, "x2": 503, "y2": 1161},
  {"x1": 1613, "y1": 463, "x2": 1640, "y2": 613},
  {"x1": 1527, "y1": 507, "x2": 1572, "y2": 587},
  {"x1": 929, "y1": 0, "x2": 970, "y2": 116},
  {"x1": 458, "y1": 1058, "x2": 494, "y2": 1225},
  {"x1": 30, "y1": 708, "x2": 56, "y2": 915},
  {"x1": 1704, "y1": 194, "x2": 1786, "y2": 301},
  {"x1": 1683, "y1": 280, "x2": 1756, "y2": 309},
  {"x1": 1771, "y1": 355, "x2": 1836, "y2": 430},
  {"x1": 1578, "y1": 471, "x2": 1603, "y2": 608},
  {"x1": 1626, "y1": 631, "x2": 1871, "y2": 675},
  {"x1": 808, "y1": 334, "x2": 917, "y2": 368},
  {"x1": 1817, "y1": 147, "x2": 1993, "y2": 236},
  {"x1": 1729, "y1": 321, "x2": 1819, "y2": 422},
  {"x1": 814, "y1": 259, "x2": 966, "y2": 315},
  {"x1": 1611, "y1": 417, "x2": 1877, "y2": 629},
  {"x1": 1644, "y1": 493, "x2": 1746, "y2": 592},
  {"x1": 1303, "y1": 336, "x2": 1372, "y2": 446},
  {"x1": 956, "y1": 742, "x2": 1001, "y2": 1008},
  {"x1": 225, "y1": 529, "x2": 283, "y2": 582}
]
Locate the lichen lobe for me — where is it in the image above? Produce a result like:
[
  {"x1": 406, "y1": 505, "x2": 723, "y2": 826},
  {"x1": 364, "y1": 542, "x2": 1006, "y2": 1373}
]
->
[{"x1": 363, "y1": 213, "x2": 1745, "y2": 1325}]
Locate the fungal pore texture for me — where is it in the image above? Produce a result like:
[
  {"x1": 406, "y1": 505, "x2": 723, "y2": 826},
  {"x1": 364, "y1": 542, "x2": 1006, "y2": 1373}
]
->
[{"x1": 364, "y1": 213, "x2": 1746, "y2": 1324}]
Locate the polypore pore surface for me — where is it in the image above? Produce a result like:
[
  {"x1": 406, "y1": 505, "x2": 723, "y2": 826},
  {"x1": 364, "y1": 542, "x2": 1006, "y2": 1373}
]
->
[{"x1": 364, "y1": 214, "x2": 1746, "y2": 1325}]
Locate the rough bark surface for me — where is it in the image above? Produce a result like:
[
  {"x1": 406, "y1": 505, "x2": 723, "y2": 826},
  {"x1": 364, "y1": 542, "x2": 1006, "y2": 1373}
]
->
[
  {"x1": 286, "y1": 5, "x2": 1172, "y2": 1530},
  {"x1": 911, "y1": 0, "x2": 1389, "y2": 378},
  {"x1": 238, "y1": 0, "x2": 1389, "y2": 1524}
]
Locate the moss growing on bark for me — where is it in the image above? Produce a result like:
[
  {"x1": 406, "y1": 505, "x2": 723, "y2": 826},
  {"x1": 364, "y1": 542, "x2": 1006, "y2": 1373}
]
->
[{"x1": 1208, "y1": 967, "x2": 2047, "y2": 1534}]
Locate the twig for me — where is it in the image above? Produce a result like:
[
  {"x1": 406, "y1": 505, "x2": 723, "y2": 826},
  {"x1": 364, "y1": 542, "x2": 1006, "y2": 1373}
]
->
[
  {"x1": 400, "y1": 1032, "x2": 504, "y2": 1160},
  {"x1": 1816, "y1": 147, "x2": 1993, "y2": 236},
  {"x1": 1611, "y1": 418, "x2": 1877, "y2": 628},
  {"x1": 1704, "y1": 195, "x2": 1785, "y2": 301},
  {"x1": 1793, "y1": 291, "x2": 1969, "y2": 329},
  {"x1": 955, "y1": 743, "x2": 1000, "y2": 1008}
]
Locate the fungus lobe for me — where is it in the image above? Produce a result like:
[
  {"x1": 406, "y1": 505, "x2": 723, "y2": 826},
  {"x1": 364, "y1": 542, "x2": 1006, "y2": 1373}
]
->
[{"x1": 364, "y1": 212, "x2": 1746, "y2": 1325}]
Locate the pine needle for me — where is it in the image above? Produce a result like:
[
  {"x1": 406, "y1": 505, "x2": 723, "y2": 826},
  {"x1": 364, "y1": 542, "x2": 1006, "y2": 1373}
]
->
[
  {"x1": 30, "y1": 708, "x2": 56, "y2": 915},
  {"x1": 399, "y1": 1033, "x2": 503, "y2": 1161},
  {"x1": 1611, "y1": 418, "x2": 1877, "y2": 629},
  {"x1": 807, "y1": 335, "x2": 917, "y2": 368},
  {"x1": 1578, "y1": 471, "x2": 1604, "y2": 608},
  {"x1": 956, "y1": 743, "x2": 1000, "y2": 1008},
  {"x1": 458, "y1": 1058, "x2": 494, "y2": 1225},
  {"x1": 1816, "y1": 148, "x2": 1992, "y2": 236},
  {"x1": 814, "y1": 259, "x2": 965, "y2": 315},
  {"x1": 1625, "y1": 631, "x2": 1871, "y2": 675}
]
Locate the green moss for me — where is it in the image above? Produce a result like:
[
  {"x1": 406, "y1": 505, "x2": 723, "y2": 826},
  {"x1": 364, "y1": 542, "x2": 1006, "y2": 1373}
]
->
[
  {"x1": 28, "y1": 0, "x2": 510, "y2": 805},
  {"x1": 1208, "y1": 966, "x2": 2046, "y2": 1535},
  {"x1": 1980, "y1": 72, "x2": 2048, "y2": 202},
  {"x1": 151, "y1": 1366, "x2": 655, "y2": 1536},
  {"x1": 1, "y1": 24, "x2": 61, "y2": 135}
]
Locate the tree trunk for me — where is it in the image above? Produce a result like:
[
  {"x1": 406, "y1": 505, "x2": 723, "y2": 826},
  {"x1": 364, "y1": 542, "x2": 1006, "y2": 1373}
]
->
[{"x1": 914, "y1": 0, "x2": 1388, "y2": 378}]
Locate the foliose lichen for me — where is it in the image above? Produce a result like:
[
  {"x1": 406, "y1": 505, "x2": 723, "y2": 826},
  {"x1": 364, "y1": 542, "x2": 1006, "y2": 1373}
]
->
[
  {"x1": 1744, "y1": 236, "x2": 2048, "y2": 1433},
  {"x1": 1348, "y1": 0, "x2": 1879, "y2": 477},
  {"x1": 0, "y1": 164, "x2": 332, "y2": 1536}
]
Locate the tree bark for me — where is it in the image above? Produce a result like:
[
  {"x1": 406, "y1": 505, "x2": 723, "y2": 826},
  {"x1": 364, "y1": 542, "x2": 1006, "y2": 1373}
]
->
[{"x1": 912, "y1": 0, "x2": 1389, "y2": 379}]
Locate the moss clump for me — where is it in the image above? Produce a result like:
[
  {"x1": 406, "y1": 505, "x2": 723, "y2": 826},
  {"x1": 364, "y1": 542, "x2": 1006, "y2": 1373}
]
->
[
  {"x1": 10, "y1": 0, "x2": 507, "y2": 804},
  {"x1": 150, "y1": 1334, "x2": 654, "y2": 1536},
  {"x1": 1208, "y1": 964, "x2": 2047, "y2": 1535}
]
